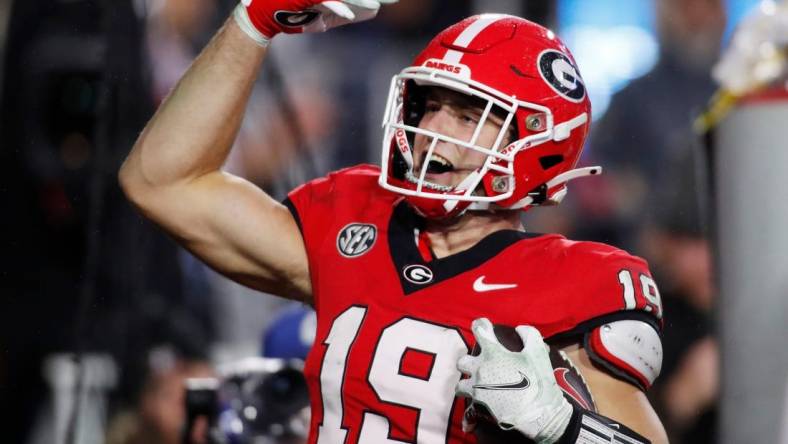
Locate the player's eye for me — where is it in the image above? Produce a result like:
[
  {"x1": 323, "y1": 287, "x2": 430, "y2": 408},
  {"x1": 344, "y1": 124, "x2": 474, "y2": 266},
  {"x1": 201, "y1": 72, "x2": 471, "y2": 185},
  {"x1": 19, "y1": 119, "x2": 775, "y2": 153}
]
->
[{"x1": 461, "y1": 112, "x2": 480, "y2": 124}]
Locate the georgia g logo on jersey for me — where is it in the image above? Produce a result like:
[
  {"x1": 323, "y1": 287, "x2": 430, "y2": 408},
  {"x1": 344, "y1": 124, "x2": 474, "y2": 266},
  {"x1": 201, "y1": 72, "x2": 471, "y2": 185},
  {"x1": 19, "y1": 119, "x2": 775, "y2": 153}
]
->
[
  {"x1": 337, "y1": 223, "x2": 377, "y2": 258},
  {"x1": 537, "y1": 49, "x2": 586, "y2": 103},
  {"x1": 403, "y1": 264, "x2": 434, "y2": 284}
]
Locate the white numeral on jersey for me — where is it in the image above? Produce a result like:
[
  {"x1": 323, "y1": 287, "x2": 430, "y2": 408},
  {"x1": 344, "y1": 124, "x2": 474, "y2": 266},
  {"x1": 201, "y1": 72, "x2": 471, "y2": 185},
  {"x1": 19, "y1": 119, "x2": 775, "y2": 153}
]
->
[
  {"x1": 618, "y1": 270, "x2": 663, "y2": 318},
  {"x1": 316, "y1": 310, "x2": 468, "y2": 444},
  {"x1": 317, "y1": 306, "x2": 367, "y2": 444},
  {"x1": 618, "y1": 270, "x2": 637, "y2": 310},
  {"x1": 360, "y1": 318, "x2": 467, "y2": 443},
  {"x1": 639, "y1": 274, "x2": 662, "y2": 317}
]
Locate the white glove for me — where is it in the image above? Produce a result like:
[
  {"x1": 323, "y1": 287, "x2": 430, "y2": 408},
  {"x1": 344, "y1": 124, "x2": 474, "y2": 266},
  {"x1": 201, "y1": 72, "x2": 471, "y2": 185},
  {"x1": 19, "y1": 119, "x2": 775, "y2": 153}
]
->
[
  {"x1": 234, "y1": 0, "x2": 399, "y2": 47},
  {"x1": 456, "y1": 318, "x2": 574, "y2": 444}
]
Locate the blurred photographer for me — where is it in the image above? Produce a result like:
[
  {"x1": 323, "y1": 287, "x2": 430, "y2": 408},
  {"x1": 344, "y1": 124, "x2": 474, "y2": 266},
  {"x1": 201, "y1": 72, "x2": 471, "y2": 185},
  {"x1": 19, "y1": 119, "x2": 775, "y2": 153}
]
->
[
  {"x1": 183, "y1": 305, "x2": 316, "y2": 444},
  {"x1": 106, "y1": 346, "x2": 215, "y2": 444}
]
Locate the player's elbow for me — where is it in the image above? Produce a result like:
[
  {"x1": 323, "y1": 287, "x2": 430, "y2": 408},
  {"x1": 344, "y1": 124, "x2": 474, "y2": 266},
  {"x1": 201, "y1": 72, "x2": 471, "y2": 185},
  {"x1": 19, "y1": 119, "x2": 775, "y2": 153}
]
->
[
  {"x1": 119, "y1": 138, "x2": 176, "y2": 207},
  {"x1": 118, "y1": 144, "x2": 174, "y2": 215},
  {"x1": 118, "y1": 153, "x2": 151, "y2": 209}
]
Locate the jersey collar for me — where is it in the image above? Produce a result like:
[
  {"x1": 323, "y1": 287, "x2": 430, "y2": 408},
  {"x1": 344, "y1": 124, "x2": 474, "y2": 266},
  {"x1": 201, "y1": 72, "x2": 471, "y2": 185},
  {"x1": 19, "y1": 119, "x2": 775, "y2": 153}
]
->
[{"x1": 387, "y1": 201, "x2": 543, "y2": 295}]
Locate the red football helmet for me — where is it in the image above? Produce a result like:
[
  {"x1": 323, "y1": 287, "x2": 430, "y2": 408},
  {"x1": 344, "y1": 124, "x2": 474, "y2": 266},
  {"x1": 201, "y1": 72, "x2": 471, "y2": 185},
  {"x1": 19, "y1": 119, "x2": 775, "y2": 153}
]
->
[{"x1": 378, "y1": 14, "x2": 600, "y2": 219}]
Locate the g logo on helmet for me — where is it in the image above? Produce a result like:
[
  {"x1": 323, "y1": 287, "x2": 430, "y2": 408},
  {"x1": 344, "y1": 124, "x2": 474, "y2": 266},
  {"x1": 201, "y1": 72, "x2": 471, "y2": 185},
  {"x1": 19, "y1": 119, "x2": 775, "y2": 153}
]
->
[{"x1": 537, "y1": 49, "x2": 586, "y2": 103}]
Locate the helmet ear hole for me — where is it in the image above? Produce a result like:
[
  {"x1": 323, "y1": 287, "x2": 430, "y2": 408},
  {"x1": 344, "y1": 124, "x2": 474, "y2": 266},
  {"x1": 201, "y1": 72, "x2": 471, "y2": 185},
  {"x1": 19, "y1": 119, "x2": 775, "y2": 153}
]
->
[{"x1": 539, "y1": 155, "x2": 564, "y2": 170}]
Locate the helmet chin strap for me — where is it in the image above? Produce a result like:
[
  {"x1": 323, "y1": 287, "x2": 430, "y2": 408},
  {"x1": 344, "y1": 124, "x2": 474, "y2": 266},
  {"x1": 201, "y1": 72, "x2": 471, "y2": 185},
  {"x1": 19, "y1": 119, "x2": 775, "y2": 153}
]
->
[{"x1": 512, "y1": 165, "x2": 602, "y2": 209}]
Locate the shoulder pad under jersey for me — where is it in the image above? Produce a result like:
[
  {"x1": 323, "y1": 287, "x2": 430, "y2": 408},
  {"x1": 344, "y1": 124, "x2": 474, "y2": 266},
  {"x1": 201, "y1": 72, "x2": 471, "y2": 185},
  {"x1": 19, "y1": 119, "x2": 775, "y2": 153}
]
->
[{"x1": 584, "y1": 319, "x2": 663, "y2": 391}]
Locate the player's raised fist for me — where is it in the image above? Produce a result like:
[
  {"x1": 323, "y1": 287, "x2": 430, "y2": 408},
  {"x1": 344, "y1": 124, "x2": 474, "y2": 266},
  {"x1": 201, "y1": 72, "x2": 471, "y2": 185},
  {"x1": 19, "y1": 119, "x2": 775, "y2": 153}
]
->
[{"x1": 234, "y1": 0, "x2": 398, "y2": 46}]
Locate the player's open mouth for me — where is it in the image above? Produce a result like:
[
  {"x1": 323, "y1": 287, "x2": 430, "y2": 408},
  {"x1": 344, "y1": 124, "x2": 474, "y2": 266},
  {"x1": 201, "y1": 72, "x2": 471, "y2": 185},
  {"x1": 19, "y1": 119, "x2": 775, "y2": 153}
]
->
[
  {"x1": 423, "y1": 152, "x2": 454, "y2": 174},
  {"x1": 403, "y1": 151, "x2": 456, "y2": 191}
]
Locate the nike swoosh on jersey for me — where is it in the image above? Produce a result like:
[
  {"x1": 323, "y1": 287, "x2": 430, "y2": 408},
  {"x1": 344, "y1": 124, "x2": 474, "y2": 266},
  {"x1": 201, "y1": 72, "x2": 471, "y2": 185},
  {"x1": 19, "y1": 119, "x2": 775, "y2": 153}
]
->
[
  {"x1": 473, "y1": 276, "x2": 518, "y2": 292},
  {"x1": 472, "y1": 371, "x2": 530, "y2": 390}
]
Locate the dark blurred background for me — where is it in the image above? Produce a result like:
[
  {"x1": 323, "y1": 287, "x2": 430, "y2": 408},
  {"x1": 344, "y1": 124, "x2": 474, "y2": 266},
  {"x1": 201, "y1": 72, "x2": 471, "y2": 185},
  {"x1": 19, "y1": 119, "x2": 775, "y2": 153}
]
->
[{"x1": 0, "y1": 0, "x2": 765, "y2": 443}]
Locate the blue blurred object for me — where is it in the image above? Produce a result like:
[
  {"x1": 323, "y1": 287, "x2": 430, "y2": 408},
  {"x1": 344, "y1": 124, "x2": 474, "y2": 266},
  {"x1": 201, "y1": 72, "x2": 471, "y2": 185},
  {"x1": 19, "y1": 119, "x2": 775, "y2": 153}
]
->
[{"x1": 261, "y1": 304, "x2": 316, "y2": 360}]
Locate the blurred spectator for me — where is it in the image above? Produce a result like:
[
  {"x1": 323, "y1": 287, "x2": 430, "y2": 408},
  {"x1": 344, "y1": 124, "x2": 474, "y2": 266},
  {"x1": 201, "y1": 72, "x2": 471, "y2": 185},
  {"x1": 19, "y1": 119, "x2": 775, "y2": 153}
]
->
[
  {"x1": 145, "y1": 0, "x2": 219, "y2": 104},
  {"x1": 106, "y1": 345, "x2": 215, "y2": 444},
  {"x1": 643, "y1": 146, "x2": 718, "y2": 444},
  {"x1": 574, "y1": 2, "x2": 724, "y2": 440},
  {"x1": 584, "y1": 0, "x2": 726, "y2": 248}
]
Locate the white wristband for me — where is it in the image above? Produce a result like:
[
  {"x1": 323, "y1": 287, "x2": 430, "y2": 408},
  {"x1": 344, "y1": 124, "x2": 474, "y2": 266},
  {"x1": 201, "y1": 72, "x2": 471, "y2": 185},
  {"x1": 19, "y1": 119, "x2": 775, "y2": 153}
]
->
[{"x1": 233, "y1": 4, "x2": 271, "y2": 47}]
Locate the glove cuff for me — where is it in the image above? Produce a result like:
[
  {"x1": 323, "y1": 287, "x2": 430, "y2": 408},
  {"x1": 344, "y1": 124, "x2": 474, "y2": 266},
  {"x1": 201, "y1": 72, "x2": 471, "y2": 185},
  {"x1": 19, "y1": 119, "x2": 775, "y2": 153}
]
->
[
  {"x1": 550, "y1": 404, "x2": 652, "y2": 444},
  {"x1": 233, "y1": 4, "x2": 272, "y2": 47},
  {"x1": 532, "y1": 399, "x2": 574, "y2": 444}
]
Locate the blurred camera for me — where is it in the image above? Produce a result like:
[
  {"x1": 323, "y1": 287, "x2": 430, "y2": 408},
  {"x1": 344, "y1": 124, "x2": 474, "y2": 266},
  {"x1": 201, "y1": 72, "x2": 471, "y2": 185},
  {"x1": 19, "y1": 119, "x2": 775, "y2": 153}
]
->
[{"x1": 184, "y1": 358, "x2": 310, "y2": 444}]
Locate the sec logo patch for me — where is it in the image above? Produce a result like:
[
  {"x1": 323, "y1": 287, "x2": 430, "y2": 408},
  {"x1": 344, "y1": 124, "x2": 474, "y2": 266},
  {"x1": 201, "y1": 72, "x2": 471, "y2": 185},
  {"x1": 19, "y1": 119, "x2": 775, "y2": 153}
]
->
[{"x1": 337, "y1": 223, "x2": 377, "y2": 258}]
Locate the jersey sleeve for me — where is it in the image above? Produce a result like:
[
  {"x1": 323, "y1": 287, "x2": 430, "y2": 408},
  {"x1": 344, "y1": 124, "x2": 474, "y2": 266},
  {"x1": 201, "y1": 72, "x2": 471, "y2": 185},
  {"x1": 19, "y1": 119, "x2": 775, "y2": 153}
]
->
[
  {"x1": 558, "y1": 242, "x2": 664, "y2": 391},
  {"x1": 559, "y1": 242, "x2": 663, "y2": 334}
]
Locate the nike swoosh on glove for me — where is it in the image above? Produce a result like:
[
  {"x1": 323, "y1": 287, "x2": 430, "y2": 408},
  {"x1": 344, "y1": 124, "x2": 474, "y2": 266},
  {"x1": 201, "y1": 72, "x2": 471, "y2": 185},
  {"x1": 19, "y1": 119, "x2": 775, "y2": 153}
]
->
[
  {"x1": 456, "y1": 318, "x2": 574, "y2": 444},
  {"x1": 234, "y1": 0, "x2": 399, "y2": 47}
]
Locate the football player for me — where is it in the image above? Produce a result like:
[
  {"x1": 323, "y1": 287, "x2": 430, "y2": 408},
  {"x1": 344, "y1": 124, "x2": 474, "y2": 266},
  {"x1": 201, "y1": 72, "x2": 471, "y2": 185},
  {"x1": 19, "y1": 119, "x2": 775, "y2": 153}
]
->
[{"x1": 119, "y1": 1, "x2": 668, "y2": 443}]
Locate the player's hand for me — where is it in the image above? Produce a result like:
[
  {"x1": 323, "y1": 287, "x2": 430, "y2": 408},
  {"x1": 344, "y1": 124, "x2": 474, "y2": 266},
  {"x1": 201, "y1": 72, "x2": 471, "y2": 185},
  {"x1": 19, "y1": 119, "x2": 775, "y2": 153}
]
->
[
  {"x1": 456, "y1": 318, "x2": 574, "y2": 444},
  {"x1": 234, "y1": 0, "x2": 398, "y2": 47}
]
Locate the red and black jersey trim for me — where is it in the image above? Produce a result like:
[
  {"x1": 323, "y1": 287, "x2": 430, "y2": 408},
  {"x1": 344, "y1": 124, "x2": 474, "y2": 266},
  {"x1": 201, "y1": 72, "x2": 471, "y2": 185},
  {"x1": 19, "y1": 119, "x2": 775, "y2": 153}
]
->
[
  {"x1": 545, "y1": 310, "x2": 661, "y2": 344},
  {"x1": 387, "y1": 201, "x2": 544, "y2": 295},
  {"x1": 282, "y1": 197, "x2": 304, "y2": 235}
]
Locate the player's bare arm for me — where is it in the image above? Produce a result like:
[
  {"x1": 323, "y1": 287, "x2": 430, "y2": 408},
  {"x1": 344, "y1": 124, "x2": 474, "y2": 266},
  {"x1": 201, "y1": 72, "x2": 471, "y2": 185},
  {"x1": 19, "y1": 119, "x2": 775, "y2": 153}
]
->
[
  {"x1": 118, "y1": 19, "x2": 312, "y2": 300},
  {"x1": 119, "y1": 1, "x2": 396, "y2": 302},
  {"x1": 562, "y1": 345, "x2": 669, "y2": 443}
]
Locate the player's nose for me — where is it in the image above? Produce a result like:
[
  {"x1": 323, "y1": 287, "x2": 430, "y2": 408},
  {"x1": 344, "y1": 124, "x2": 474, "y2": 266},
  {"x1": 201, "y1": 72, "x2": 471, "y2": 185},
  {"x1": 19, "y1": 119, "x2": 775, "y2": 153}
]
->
[{"x1": 421, "y1": 107, "x2": 468, "y2": 159}]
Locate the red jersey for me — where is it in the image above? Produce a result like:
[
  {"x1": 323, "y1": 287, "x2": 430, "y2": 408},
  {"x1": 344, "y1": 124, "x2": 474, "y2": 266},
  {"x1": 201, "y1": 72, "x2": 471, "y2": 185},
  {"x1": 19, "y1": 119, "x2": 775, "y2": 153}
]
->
[{"x1": 284, "y1": 165, "x2": 661, "y2": 444}]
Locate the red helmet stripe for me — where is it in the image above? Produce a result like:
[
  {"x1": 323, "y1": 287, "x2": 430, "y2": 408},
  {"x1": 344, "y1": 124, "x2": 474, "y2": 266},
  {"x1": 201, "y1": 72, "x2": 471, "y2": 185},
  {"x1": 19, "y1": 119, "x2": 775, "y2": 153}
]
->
[{"x1": 442, "y1": 14, "x2": 507, "y2": 64}]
